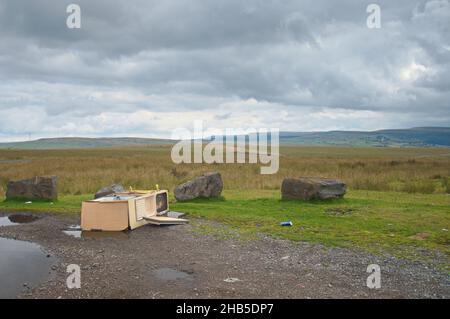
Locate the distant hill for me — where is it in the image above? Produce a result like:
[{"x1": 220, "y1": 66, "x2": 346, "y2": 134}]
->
[
  {"x1": 0, "y1": 127, "x2": 448, "y2": 149},
  {"x1": 0, "y1": 137, "x2": 173, "y2": 150},
  {"x1": 278, "y1": 127, "x2": 450, "y2": 147}
]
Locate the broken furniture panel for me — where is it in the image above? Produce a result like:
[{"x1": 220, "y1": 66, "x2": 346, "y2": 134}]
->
[{"x1": 81, "y1": 190, "x2": 187, "y2": 231}]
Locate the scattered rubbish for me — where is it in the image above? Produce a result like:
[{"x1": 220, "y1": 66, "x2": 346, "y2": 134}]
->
[
  {"x1": 0, "y1": 237, "x2": 54, "y2": 298},
  {"x1": 81, "y1": 190, "x2": 188, "y2": 231},
  {"x1": 281, "y1": 256, "x2": 290, "y2": 260},
  {"x1": 280, "y1": 221, "x2": 293, "y2": 226},
  {"x1": 143, "y1": 216, "x2": 188, "y2": 225},
  {"x1": 223, "y1": 277, "x2": 241, "y2": 283},
  {"x1": 25, "y1": 201, "x2": 32, "y2": 204},
  {"x1": 153, "y1": 268, "x2": 193, "y2": 281},
  {"x1": 63, "y1": 225, "x2": 81, "y2": 238},
  {"x1": 63, "y1": 229, "x2": 82, "y2": 238},
  {"x1": 442, "y1": 229, "x2": 448, "y2": 232}
]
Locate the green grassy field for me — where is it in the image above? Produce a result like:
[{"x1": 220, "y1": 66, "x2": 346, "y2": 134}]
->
[
  {"x1": 1, "y1": 189, "x2": 449, "y2": 270},
  {"x1": 0, "y1": 145, "x2": 449, "y2": 269},
  {"x1": 175, "y1": 190, "x2": 450, "y2": 267}
]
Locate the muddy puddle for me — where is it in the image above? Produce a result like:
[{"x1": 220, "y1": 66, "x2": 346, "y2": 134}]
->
[
  {"x1": 0, "y1": 213, "x2": 40, "y2": 227},
  {"x1": 0, "y1": 237, "x2": 54, "y2": 298},
  {"x1": 153, "y1": 268, "x2": 193, "y2": 281},
  {"x1": 63, "y1": 225, "x2": 129, "y2": 239}
]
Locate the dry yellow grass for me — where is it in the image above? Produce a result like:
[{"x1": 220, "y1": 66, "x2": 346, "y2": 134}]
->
[{"x1": 0, "y1": 145, "x2": 449, "y2": 195}]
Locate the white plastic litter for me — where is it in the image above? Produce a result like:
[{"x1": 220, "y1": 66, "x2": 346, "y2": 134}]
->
[{"x1": 223, "y1": 277, "x2": 241, "y2": 283}]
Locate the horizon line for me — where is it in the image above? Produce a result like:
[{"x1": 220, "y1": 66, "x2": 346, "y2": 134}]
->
[{"x1": 0, "y1": 126, "x2": 449, "y2": 144}]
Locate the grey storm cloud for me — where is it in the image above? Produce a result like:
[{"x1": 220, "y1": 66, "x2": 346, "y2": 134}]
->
[{"x1": 0, "y1": 0, "x2": 449, "y2": 140}]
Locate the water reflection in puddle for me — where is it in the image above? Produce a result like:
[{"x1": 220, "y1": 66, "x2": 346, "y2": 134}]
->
[
  {"x1": 0, "y1": 214, "x2": 40, "y2": 227},
  {"x1": 0, "y1": 216, "x2": 18, "y2": 227},
  {"x1": 153, "y1": 268, "x2": 193, "y2": 281},
  {"x1": 0, "y1": 237, "x2": 54, "y2": 298}
]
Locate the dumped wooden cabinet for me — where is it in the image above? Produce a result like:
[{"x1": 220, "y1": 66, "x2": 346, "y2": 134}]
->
[{"x1": 81, "y1": 190, "x2": 187, "y2": 231}]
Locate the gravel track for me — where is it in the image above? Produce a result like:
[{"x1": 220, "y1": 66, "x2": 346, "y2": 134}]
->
[{"x1": 0, "y1": 213, "x2": 448, "y2": 299}]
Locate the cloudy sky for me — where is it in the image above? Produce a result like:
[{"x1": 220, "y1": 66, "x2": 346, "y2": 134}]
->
[{"x1": 0, "y1": 0, "x2": 449, "y2": 141}]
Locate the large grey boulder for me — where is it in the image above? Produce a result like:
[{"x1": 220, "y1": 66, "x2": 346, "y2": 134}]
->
[
  {"x1": 6, "y1": 176, "x2": 58, "y2": 201},
  {"x1": 174, "y1": 172, "x2": 223, "y2": 201},
  {"x1": 281, "y1": 177, "x2": 346, "y2": 201},
  {"x1": 94, "y1": 184, "x2": 125, "y2": 199}
]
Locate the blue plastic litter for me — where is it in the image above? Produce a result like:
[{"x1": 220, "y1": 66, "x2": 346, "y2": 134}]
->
[{"x1": 280, "y1": 221, "x2": 293, "y2": 226}]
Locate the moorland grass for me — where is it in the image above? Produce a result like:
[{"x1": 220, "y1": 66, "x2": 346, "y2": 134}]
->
[{"x1": 0, "y1": 145, "x2": 449, "y2": 195}]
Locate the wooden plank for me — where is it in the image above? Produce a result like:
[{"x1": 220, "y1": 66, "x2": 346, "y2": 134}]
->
[{"x1": 144, "y1": 216, "x2": 188, "y2": 225}]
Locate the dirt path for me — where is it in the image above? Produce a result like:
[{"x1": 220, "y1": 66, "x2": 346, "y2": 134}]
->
[{"x1": 0, "y1": 213, "x2": 448, "y2": 299}]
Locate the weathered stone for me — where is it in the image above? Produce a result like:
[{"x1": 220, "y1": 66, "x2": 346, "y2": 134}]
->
[
  {"x1": 174, "y1": 172, "x2": 223, "y2": 201},
  {"x1": 281, "y1": 177, "x2": 346, "y2": 201},
  {"x1": 6, "y1": 176, "x2": 57, "y2": 201},
  {"x1": 94, "y1": 184, "x2": 125, "y2": 199}
]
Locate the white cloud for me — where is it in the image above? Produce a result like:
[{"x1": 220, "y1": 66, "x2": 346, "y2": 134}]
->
[{"x1": 0, "y1": 0, "x2": 449, "y2": 141}]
